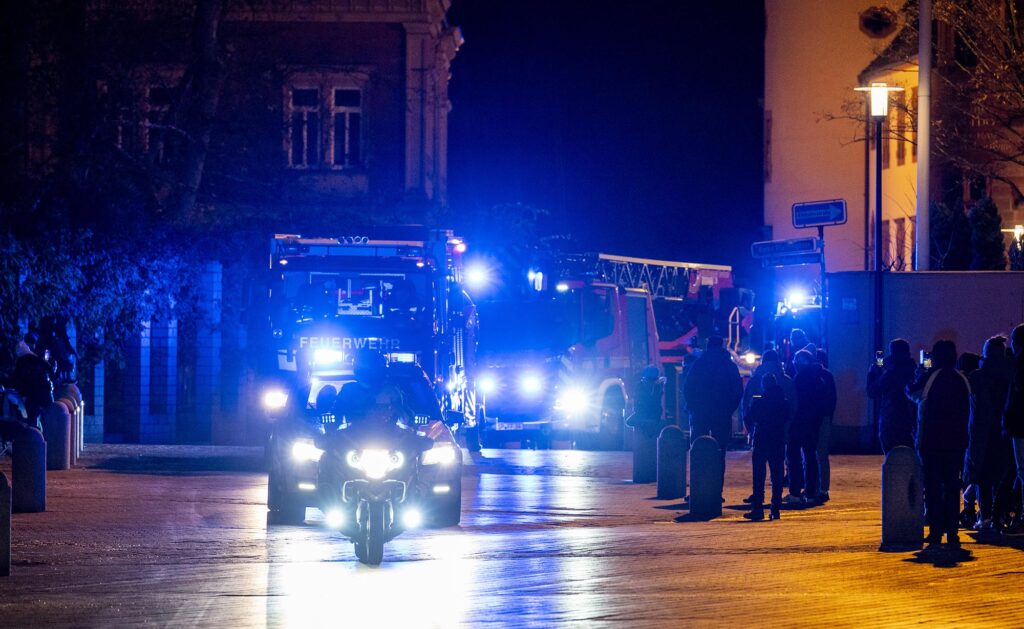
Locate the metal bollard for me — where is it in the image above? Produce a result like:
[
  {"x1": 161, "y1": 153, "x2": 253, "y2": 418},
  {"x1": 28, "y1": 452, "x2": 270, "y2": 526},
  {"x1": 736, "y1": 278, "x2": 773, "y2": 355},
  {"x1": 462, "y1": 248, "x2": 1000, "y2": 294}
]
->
[
  {"x1": 58, "y1": 384, "x2": 83, "y2": 407},
  {"x1": 657, "y1": 425, "x2": 687, "y2": 499},
  {"x1": 0, "y1": 472, "x2": 9, "y2": 576},
  {"x1": 12, "y1": 426, "x2": 46, "y2": 513},
  {"x1": 689, "y1": 435, "x2": 723, "y2": 518},
  {"x1": 631, "y1": 427, "x2": 658, "y2": 484},
  {"x1": 881, "y1": 446, "x2": 924, "y2": 549},
  {"x1": 56, "y1": 398, "x2": 79, "y2": 466},
  {"x1": 42, "y1": 402, "x2": 71, "y2": 471}
]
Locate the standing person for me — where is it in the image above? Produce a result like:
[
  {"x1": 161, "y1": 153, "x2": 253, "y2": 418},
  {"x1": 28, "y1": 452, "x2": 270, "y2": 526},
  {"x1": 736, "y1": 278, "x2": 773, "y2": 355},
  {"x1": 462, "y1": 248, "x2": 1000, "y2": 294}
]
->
[
  {"x1": 683, "y1": 336, "x2": 742, "y2": 453},
  {"x1": 907, "y1": 340, "x2": 971, "y2": 548},
  {"x1": 867, "y1": 339, "x2": 918, "y2": 453},
  {"x1": 627, "y1": 365, "x2": 665, "y2": 438},
  {"x1": 1003, "y1": 323, "x2": 1024, "y2": 536},
  {"x1": 743, "y1": 373, "x2": 789, "y2": 521},
  {"x1": 784, "y1": 328, "x2": 810, "y2": 378},
  {"x1": 785, "y1": 350, "x2": 829, "y2": 504},
  {"x1": 966, "y1": 336, "x2": 1013, "y2": 531},
  {"x1": 815, "y1": 349, "x2": 837, "y2": 503},
  {"x1": 10, "y1": 335, "x2": 53, "y2": 427},
  {"x1": 742, "y1": 350, "x2": 796, "y2": 421}
]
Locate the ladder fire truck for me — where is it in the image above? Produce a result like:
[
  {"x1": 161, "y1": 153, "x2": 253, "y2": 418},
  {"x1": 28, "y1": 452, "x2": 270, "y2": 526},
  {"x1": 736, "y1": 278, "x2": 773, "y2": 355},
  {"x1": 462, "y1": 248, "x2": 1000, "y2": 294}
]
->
[{"x1": 475, "y1": 252, "x2": 747, "y2": 448}]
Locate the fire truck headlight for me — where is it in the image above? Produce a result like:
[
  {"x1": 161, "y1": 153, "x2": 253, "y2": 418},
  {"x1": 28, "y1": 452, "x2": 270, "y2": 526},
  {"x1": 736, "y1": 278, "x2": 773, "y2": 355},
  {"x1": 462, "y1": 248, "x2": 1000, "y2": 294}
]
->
[
  {"x1": 478, "y1": 374, "x2": 498, "y2": 395},
  {"x1": 313, "y1": 348, "x2": 346, "y2": 366},
  {"x1": 555, "y1": 387, "x2": 589, "y2": 416},
  {"x1": 262, "y1": 388, "x2": 289, "y2": 411},
  {"x1": 421, "y1": 443, "x2": 457, "y2": 466},
  {"x1": 291, "y1": 439, "x2": 324, "y2": 463},
  {"x1": 465, "y1": 263, "x2": 490, "y2": 290},
  {"x1": 518, "y1": 373, "x2": 543, "y2": 396}
]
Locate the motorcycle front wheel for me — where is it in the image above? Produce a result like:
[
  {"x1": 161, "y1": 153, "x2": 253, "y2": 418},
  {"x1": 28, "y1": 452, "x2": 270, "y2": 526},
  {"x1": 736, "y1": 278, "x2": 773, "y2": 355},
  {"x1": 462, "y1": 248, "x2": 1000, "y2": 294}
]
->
[{"x1": 363, "y1": 501, "x2": 386, "y2": 566}]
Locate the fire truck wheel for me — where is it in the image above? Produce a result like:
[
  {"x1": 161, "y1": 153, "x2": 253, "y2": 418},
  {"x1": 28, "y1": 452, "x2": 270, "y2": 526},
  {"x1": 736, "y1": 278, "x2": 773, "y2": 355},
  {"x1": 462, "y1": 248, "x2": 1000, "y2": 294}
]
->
[{"x1": 267, "y1": 471, "x2": 306, "y2": 525}]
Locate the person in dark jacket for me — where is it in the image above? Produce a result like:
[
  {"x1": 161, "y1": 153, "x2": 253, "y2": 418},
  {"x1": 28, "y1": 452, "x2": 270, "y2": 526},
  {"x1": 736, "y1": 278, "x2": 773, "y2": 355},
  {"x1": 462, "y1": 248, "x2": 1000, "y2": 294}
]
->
[
  {"x1": 786, "y1": 349, "x2": 829, "y2": 504},
  {"x1": 1004, "y1": 323, "x2": 1024, "y2": 536},
  {"x1": 868, "y1": 338, "x2": 918, "y2": 453},
  {"x1": 683, "y1": 336, "x2": 742, "y2": 452},
  {"x1": 966, "y1": 336, "x2": 1014, "y2": 530},
  {"x1": 907, "y1": 339, "x2": 971, "y2": 547},
  {"x1": 814, "y1": 349, "x2": 837, "y2": 503},
  {"x1": 744, "y1": 373, "x2": 788, "y2": 521},
  {"x1": 627, "y1": 365, "x2": 666, "y2": 438},
  {"x1": 742, "y1": 350, "x2": 796, "y2": 420},
  {"x1": 10, "y1": 337, "x2": 53, "y2": 426}
]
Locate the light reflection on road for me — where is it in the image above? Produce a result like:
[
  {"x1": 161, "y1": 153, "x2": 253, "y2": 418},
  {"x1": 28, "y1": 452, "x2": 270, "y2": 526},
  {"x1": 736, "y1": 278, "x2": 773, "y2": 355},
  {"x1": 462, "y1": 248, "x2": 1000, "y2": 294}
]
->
[{"x1": 262, "y1": 449, "x2": 610, "y2": 627}]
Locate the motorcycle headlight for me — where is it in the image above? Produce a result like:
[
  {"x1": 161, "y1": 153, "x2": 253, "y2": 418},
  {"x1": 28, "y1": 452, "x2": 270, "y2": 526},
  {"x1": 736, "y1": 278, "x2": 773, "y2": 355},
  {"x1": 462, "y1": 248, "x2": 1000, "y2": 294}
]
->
[
  {"x1": 291, "y1": 439, "x2": 324, "y2": 463},
  {"x1": 346, "y1": 449, "x2": 404, "y2": 480},
  {"x1": 421, "y1": 443, "x2": 457, "y2": 466},
  {"x1": 554, "y1": 387, "x2": 589, "y2": 416},
  {"x1": 262, "y1": 388, "x2": 289, "y2": 411}
]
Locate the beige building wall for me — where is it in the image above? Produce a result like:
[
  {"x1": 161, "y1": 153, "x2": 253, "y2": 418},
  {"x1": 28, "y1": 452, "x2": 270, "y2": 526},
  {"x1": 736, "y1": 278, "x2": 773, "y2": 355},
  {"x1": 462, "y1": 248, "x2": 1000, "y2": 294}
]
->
[{"x1": 765, "y1": 1, "x2": 902, "y2": 273}]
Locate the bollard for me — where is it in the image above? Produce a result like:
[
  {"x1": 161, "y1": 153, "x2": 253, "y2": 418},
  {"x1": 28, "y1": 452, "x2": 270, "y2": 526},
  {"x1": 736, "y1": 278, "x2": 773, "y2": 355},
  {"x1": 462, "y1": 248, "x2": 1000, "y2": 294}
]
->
[
  {"x1": 657, "y1": 425, "x2": 687, "y2": 499},
  {"x1": 881, "y1": 446, "x2": 924, "y2": 549},
  {"x1": 632, "y1": 427, "x2": 658, "y2": 483},
  {"x1": 42, "y1": 402, "x2": 71, "y2": 471},
  {"x1": 689, "y1": 436, "x2": 723, "y2": 518},
  {"x1": 0, "y1": 472, "x2": 9, "y2": 576},
  {"x1": 58, "y1": 384, "x2": 83, "y2": 407},
  {"x1": 12, "y1": 426, "x2": 46, "y2": 513},
  {"x1": 56, "y1": 398, "x2": 79, "y2": 467}
]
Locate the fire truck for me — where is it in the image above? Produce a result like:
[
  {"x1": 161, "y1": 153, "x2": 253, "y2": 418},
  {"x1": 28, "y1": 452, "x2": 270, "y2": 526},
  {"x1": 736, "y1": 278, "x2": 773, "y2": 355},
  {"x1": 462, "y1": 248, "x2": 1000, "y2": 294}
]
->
[
  {"x1": 258, "y1": 227, "x2": 478, "y2": 438},
  {"x1": 475, "y1": 253, "x2": 745, "y2": 449}
]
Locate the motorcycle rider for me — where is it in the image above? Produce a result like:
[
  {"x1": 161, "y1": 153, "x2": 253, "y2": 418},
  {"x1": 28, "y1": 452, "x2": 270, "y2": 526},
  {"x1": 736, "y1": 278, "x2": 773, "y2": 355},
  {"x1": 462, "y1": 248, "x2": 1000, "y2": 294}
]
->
[
  {"x1": 10, "y1": 335, "x2": 53, "y2": 428},
  {"x1": 627, "y1": 365, "x2": 666, "y2": 438}
]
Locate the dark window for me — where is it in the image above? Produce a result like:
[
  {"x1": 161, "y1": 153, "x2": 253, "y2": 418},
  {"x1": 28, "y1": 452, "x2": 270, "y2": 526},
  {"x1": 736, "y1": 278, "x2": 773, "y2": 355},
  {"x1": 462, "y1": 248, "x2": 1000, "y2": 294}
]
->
[
  {"x1": 289, "y1": 88, "x2": 320, "y2": 167},
  {"x1": 895, "y1": 218, "x2": 906, "y2": 271},
  {"x1": 896, "y1": 91, "x2": 906, "y2": 166},
  {"x1": 334, "y1": 89, "x2": 360, "y2": 107},
  {"x1": 292, "y1": 88, "x2": 319, "y2": 108},
  {"x1": 582, "y1": 287, "x2": 614, "y2": 344},
  {"x1": 881, "y1": 219, "x2": 891, "y2": 267},
  {"x1": 911, "y1": 87, "x2": 918, "y2": 163}
]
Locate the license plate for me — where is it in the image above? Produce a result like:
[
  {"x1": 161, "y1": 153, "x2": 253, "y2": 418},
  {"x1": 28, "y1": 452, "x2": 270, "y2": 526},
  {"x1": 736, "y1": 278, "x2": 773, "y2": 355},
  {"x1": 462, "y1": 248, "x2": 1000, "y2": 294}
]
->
[{"x1": 494, "y1": 422, "x2": 525, "y2": 431}]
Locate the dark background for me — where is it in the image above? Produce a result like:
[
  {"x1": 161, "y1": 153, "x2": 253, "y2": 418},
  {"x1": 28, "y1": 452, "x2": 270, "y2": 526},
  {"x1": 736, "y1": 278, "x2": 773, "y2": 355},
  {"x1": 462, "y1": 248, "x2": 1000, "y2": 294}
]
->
[{"x1": 447, "y1": 1, "x2": 766, "y2": 281}]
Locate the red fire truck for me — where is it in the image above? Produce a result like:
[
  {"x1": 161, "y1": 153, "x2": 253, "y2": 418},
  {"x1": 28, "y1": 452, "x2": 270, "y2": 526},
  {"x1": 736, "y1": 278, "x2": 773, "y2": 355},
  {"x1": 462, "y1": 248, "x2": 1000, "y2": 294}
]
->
[{"x1": 475, "y1": 253, "x2": 743, "y2": 449}]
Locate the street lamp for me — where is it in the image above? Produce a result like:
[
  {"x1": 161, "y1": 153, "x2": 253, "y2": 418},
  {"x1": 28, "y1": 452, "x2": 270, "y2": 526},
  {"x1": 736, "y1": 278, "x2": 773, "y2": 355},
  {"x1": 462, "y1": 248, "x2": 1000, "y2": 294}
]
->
[{"x1": 855, "y1": 82, "x2": 903, "y2": 354}]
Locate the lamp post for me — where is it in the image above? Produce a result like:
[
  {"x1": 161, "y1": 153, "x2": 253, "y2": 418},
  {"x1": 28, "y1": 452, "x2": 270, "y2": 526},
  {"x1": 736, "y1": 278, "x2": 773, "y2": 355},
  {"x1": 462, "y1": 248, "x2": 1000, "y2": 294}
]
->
[{"x1": 855, "y1": 82, "x2": 903, "y2": 352}]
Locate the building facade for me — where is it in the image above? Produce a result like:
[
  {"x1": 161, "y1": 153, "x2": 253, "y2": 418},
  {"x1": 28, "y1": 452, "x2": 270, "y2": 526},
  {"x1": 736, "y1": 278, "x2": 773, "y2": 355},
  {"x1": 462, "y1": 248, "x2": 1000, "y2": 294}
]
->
[{"x1": 53, "y1": 0, "x2": 462, "y2": 444}]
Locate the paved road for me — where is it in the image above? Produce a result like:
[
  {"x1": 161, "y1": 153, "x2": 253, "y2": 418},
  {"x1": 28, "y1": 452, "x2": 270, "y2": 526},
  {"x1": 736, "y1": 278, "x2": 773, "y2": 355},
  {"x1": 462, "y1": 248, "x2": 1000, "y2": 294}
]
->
[{"x1": 1, "y1": 444, "x2": 1024, "y2": 627}]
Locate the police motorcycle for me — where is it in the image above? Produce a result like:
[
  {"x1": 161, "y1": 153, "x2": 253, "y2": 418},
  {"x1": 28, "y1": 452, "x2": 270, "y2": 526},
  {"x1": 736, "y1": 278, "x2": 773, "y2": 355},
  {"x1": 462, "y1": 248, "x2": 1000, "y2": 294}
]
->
[{"x1": 265, "y1": 352, "x2": 463, "y2": 565}]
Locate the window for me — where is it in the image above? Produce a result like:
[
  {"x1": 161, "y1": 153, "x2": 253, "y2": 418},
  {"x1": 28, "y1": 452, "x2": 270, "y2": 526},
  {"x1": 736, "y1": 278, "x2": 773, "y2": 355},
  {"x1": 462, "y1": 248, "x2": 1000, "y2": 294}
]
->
[
  {"x1": 285, "y1": 78, "x2": 364, "y2": 170},
  {"x1": 894, "y1": 218, "x2": 906, "y2": 270},
  {"x1": 331, "y1": 88, "x2": 362, "y2": 168},
  {"x1": 896, "y1": 91, "x2": 906, "y2": 166},
  {"x1": 911, "y1": 87, "x2": 918, "y2": 163},
  {"x1": 288, "y1": 87, "x2": 320, "y2": 168},
  {"x1": 881, "y1": 220, "x2": 891, "y2": 267}
]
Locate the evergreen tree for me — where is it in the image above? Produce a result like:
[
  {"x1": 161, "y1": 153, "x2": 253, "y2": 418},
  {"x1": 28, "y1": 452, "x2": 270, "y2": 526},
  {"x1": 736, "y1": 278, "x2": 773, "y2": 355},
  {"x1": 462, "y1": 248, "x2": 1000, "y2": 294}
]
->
[
  {"x1": 929, "y1": 201, "x2": 971, "y2": 270},
  {"x1": 968, "y1": 197, "x2": 1007, "y2": 270}
]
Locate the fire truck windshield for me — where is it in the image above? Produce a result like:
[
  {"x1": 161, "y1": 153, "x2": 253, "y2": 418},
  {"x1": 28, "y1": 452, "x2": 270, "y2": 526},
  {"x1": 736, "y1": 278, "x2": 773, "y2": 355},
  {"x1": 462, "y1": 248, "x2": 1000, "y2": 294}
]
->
[
  {"x1": 478, "y1": 296, "x2": 581, "y2": 353},
  {"x1": 278, "y1": 270, "x2": 429, "y2": 324}
]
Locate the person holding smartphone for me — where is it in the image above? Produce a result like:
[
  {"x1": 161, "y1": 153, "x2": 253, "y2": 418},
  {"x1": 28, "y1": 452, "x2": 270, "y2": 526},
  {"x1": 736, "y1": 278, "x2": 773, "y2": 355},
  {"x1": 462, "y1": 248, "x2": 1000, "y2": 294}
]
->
[{"x1": 867, "y1": 339, "x2": 917, "y2": 453}]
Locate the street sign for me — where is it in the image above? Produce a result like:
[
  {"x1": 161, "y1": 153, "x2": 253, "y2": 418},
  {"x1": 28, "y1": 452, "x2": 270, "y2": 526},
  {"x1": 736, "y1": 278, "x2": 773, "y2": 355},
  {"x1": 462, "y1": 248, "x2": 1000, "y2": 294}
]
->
[
  {"x1": 750, "y1": 237, "x2": 821, "y2": 258},
  {"x1": 792, "y1": 199, "x2": 847, "y2": 229},
  {"x1": 759, "y1": 252, "x2": 823, "y2": 268}
]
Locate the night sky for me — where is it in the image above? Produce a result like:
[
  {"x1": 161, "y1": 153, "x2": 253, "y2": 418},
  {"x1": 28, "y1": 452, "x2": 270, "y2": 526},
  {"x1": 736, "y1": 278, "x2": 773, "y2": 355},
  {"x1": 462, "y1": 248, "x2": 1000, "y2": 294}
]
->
[{"x1": 447, "y1": 1, "x2": 766, "y2": 281}]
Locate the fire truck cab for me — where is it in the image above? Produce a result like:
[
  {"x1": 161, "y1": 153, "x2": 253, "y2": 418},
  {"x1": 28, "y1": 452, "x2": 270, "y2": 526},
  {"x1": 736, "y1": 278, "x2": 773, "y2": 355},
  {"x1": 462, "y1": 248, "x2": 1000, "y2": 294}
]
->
[{"x1": 259, "y1": 227, "x2": 478, "y2": 437}]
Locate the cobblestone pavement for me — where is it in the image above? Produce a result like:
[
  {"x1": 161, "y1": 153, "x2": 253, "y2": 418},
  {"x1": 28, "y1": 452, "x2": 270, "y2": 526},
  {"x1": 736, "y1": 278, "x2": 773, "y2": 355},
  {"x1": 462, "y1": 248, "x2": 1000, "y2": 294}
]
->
[{"x1": 0, "y1": 444, "x2": 1022, "y2": 627}]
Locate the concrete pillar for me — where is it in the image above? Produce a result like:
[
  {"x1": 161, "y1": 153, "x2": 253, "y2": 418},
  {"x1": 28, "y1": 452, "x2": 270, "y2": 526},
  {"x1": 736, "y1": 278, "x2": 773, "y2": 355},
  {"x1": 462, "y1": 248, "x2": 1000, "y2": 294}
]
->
[
  {"x1": 41, "y1": 402, "x2": 71, "y2": 471},
  {"x1": 881, "y1": 446, "x2": 924, "y2": 549},
  {"x1": 0, "y1": 471, "x2": 9, "y2": 576},
  {"x1": 12, "y1": 426, "x2": 45, "y2": 513},
  {"x1": 689, "y1": 436, "x2": 723, "y2": 518},
  {"x1": 632, "y1": 428, "x2": 658, "y2": 484},
  {"x1": 657, "y1": 425, "x2": 687, "y2": 499},
  {"x1": 84, "y1": 360, "x2": 104, "y2": 444},
  {"x1": 196, "y1": 263, "x2": 222, "y2": 444}
]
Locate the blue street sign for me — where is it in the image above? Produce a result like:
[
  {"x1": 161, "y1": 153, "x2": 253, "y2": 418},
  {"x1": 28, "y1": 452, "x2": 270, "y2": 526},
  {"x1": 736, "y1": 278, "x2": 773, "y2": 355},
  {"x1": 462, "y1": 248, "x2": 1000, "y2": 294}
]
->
[{"x1": 792, "y1": 199, "x2": 847, "y2": 229}]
